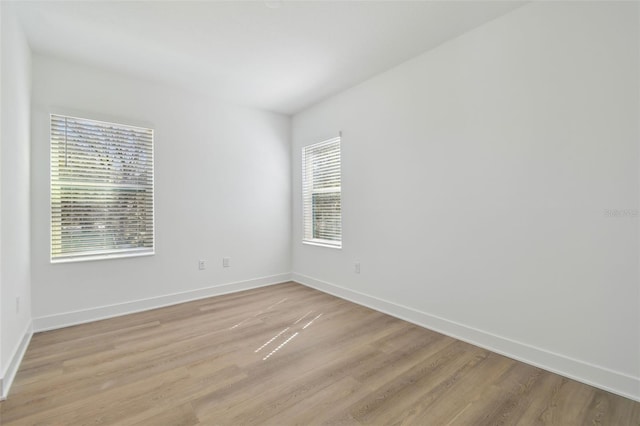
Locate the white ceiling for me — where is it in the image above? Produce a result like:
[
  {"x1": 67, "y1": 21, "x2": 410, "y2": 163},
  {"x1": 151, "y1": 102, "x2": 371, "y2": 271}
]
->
[{"x1": 13, "y1": 1, "x2": 525, "y2": 115}]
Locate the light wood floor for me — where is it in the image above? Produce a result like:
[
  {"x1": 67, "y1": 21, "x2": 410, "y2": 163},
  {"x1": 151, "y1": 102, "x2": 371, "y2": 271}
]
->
[{"x1": 1, "y1": 282, "x2": 638, "y2": 425}]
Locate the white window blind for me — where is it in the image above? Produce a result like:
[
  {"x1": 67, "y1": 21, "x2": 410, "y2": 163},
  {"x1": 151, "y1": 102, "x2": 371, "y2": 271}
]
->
[
  {"x1": 50, "y1": 114, "x2": 154, "y2": 262},
  {"x1": 302, "y1": 137, "x2": 341, "y2": 248}
]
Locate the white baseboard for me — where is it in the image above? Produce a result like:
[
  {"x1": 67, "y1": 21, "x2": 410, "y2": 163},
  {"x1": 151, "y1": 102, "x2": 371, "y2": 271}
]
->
[
  {"x1": 33, "y1": 273, "x2": 292, "y2": 332},
  {"x1": 1, "y1": 321, "x2": 33, "y2": 401},
  {"x1": 292, "y1": 273, "x2": 640, "y2": 402}
]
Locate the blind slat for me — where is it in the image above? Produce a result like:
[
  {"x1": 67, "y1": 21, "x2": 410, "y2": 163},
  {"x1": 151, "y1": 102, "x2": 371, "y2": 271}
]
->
[
  {"x1": 302, "y1": 137, "x2": 342, "y2": 246},
  {"x1": 51, "y1": 114, "x2": 155, "y2": 261}
]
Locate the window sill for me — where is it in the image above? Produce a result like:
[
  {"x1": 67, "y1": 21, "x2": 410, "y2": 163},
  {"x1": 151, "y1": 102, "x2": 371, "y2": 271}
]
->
[
  {"x1": 302, "y1": 239, "x2": 342, "y2": 249},
  {"x1": 51, "y1": 250, "x2": 155, "y2": 264}
]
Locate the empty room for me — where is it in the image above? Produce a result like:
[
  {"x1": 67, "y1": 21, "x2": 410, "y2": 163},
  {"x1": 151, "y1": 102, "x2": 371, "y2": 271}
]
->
[{"x1": 1, "y1": 0, "x2": 639, "y2": 424}]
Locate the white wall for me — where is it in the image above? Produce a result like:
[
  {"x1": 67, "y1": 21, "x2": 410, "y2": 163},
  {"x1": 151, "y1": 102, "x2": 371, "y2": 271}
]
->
[
  {"x1": 0, "y1": 2, "x2": 32, "y2": 397},
  {"x1": 1, "y1": 0, "x2": 4, "y2": 390},
  {"x1": 292, "y1": 2, "x2": 640, "y2": 400},
  {"x1": 31, "y1": 55, "x2": 291, "y2": 327}
]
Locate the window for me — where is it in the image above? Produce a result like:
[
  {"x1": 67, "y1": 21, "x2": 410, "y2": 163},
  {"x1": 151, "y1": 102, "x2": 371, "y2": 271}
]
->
[
  {"x1": 302, "y1": 137, "x2": 341, "y2": 248},
  {"x1": 50, "y1": 114, "x2": 154, "y2": 262}
]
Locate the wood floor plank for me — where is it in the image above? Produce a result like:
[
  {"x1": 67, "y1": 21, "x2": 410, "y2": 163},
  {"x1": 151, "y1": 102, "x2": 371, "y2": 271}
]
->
[
  {"x1": 346, "y1": 341, "x2": 482, "y2": 423},
  {"x1": 1, "y1": 282, "x2": 638, "y2": 425},
  {"x1": 129, "y1": 402, "x2": 200, "y2": 426},
  {"x1": 402, "y1": 352, "x2": 518, "y2": 424}
]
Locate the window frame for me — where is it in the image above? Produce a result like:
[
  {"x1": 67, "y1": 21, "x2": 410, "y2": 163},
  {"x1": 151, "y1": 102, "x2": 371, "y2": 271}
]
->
[
  {"x1": 302, "y1": 136, "x2": 342, "y2": 249},
  {"x1": 49, "y1": 113, "x2": 155, "y2": 263}
]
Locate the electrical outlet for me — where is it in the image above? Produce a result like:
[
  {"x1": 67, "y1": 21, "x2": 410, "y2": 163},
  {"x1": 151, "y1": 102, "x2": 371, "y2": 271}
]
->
[
  {"x1": 223, "y1": 257, "x2": 231, "y2": 268},
  {"x1": 354, "y1": 262, "x2": 361, "y2": 274},
  {"x1": 16, "y1": 297, "x2": 20, "y2": 313},
  {"x1": 198, "y1": 260, "x2": 206, "y2": 270}
]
